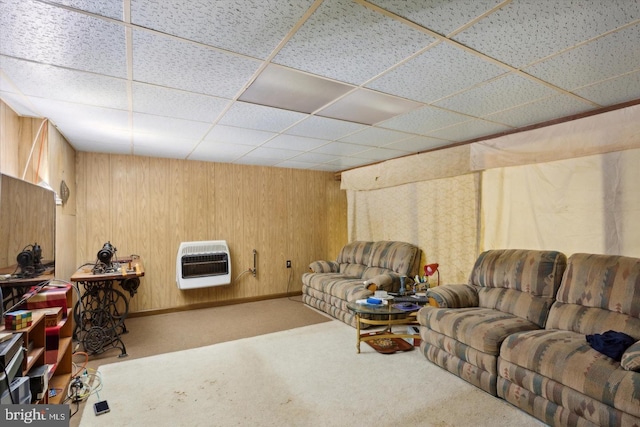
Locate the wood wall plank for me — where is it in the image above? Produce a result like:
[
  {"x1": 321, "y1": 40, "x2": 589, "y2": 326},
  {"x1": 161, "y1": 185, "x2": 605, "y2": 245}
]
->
[{"x1": 75, "y1": 152, "x2": 347, "y2": 313}]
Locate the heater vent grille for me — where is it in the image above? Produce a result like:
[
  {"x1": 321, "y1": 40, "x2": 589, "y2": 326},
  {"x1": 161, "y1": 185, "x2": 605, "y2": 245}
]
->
[{"x1": 176, "y1": 240, "x2": 231, "y2": 289}]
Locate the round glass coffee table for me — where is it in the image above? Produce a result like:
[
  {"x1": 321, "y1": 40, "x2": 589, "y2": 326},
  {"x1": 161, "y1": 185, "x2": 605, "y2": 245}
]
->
[{"x1": 347, "y1": 301, "x2": 421, "y2": 353}]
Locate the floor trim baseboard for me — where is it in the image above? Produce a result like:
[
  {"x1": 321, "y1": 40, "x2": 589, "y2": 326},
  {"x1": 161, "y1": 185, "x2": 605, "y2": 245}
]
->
[{"x1": 127, "y1": 291, "x2": 303, "y2": 318}]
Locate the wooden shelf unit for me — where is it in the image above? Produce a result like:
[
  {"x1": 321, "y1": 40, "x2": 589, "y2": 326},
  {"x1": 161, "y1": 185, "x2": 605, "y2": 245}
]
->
[{"x1": 0, "y1": 286, "x2": 74, "y2": 404}]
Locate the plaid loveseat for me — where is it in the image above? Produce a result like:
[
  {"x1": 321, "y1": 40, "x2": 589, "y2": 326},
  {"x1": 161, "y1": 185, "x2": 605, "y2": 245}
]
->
[
  {"x1": 301, "y1": 241, "x2": 421, "y2": 327},
  {"x1": 417, "y1": 249, "x2": 568, "y2": 395},
  {"x1": 498, "y1": 253, "x2": 640, "y2": 426}
]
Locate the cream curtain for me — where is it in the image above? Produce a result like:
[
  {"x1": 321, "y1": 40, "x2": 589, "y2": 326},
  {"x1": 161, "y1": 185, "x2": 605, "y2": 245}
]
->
[{"x1": 482, "y1": 148, "x2": 640, "y2": 257}]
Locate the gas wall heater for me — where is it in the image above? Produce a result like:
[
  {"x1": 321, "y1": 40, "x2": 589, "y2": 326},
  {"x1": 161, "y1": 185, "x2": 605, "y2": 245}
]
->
[{"x1": 176, "y1": 240, "x2": 231, "y2": 290}]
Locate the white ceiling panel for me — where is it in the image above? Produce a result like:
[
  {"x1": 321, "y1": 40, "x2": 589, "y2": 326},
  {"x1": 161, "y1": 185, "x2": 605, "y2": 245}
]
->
[
  {"x1": 524, "y1": 24, "x2": 640, "y2": 91},
  {"x1": 285, "y1": 116, "x2": 366, "y2": 140},
  {"x1": 1, "y1": 56, "x2": 128, "y2": 110},
  {"x1": 0, "y1": 0, "x2": 127, "y2": 77},
  {"x1": 217, "y1": 102, "x2": 308, "y2": 132},
  {"x1": 368, "y1": 0, "x2": 506, "y2": 37},
  {"x1": 428, "y1": 119, "x2": 511, "y2": 142},
  {"x1": 484, "y1": 94, "x2": 597, "y2": 128},
  {"x1": 263, "y1": 135, "x2": 328, "y2": 152},
  {"x1": 133, "y1": 113, "x2": 212, "y2": 141},
  {"x1": 46, "y1": 0, "x2": 124, "y2": 20},
  {"x1": 202, "y1": 125, "x2": 275, "y2": 147},
  {"x1": 339, "y1": 127, "x2": 413, "y2": 147},
  {"x1": 131, "y1": 0, "x2": 315, "y2": 60},
  {"x1": 379, "y1": 105, "x2": 470, "y2": 134},
  {"x1": 355, "y1": 147, "x2": 411, "y2": 161},
  {"x1": 367, "y1": 42, "x2": 507, "y2": 103},
  {"x1": 312, "y1": 141, "x2": 372, "y2": 157},
  {"x1": 453, "y1": 0, "x2": 640, "y2": 68},
  {"x1": 132, "y1": 29, "x2": 260, "y2": 98},
  {"x1": 1, "y1": 1, "x2": 639, "y2": 172},
  {"x1": 573, "y1": 71, "x2": 640, "y2": 106},
  {"x1": 383, "y1": 136, "x2": 450, "y2": 153},
  {"x1": 273, "y1": 0, "x2": 436, "y2": 85},
  {"x1": 189, "y1": 141, "x2": 255, "y2": 163},
  {"x1": 434, "y1": 73, "x2": 558, "y2": 117},
  {"x1": 132, "y1": 83, "x2": 230, "y2": 123}
]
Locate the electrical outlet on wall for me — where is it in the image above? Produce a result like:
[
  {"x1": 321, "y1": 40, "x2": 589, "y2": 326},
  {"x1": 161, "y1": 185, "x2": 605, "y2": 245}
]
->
[{"x1": 286, "y1": 260, "x2": 291, "y2": 268}]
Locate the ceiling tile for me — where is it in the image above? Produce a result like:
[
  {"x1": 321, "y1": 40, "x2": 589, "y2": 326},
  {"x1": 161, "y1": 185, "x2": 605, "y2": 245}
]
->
[
  {"x1": 285, "y1": 116, "x2": 366, "y2": 140},
  {"x1": 132, "y1": 29, "x2": 260, "y2": 98},
  {"x1": 317, "y1": 88, "x2": 423, "y2": 125},
  {"x1": 325, "y1": 157, "x2": 373, "y2": 170},
  {"x1": 355, "y1": 147, "x2": 411, "y2": 161},
  {"x1": 218, "y1": 102, "x2": 307, "y2": 132},
  {"x1": 524, "y1": 24, "x2": 640, "y2": 91},
  {"x1": 0, "y1": 0, "x2": 127, "y2": 77},
  {"x1": 262, "y1": 134, "x2": 328, "y2": 152},
  {"x1": 133, "y1": 113, "x2": 212, "y2": 141},
  {"x1": 131, "y1": 0, "x2": 314, "y2": 60},
  {"x1": 132, "y1": 83, "x2": 230, "y2": 123},
  {"x1": 1, "y1": 56, "x2": 128, "y2": 110},
  {"x1": 382, "y1": 136, "x2": 451, "y2": 153},
  {"x1": 273, "y1": 0, "x2": 435, "y2": 85},
  {"x1": 369, "y1": 0, "x2": 506, "y2": 36},
  {"x1": 243, "y1": 146, "x2": 299, "y2": 162},
  {"x1": 312, "y1": 142, "x2": 372, "y2": 157},
  {"x1": 434, "y1": 73, "x2": 558, "y2": 117},
  {"x1": 484, "y1": 94, "x2": 597, "y2": 128},
  {"x1": 453, "y1": 0, "x2": 640, "y2": 68},
  {"x1": 46, "y1": 0, "x2": 124, "y2": 20},
  {"x1": 573, "y1": 70, "x2": 640, "y2": 106},
  {"x1": 203, "y1": 125, "x2": 276, "y2": 146},
  {"x1": 133, "y1": 136, "x2": 198, "y2": 159},
  {"x1": 239, "y1": 64, "x2": 354, "y2": 113},
  {"x1": 378, "y1": 105, "x2": 470, "y2": 134},
  {"x1": 289, "y1": 151, "x2": 340, "y2": 165},
  {"x1": 189, "y1": 141, "x2": 255, "y2": 163},
  {"x1": 428, "y1": 119, "x2": 511, "y2": 142},
  {"x1": 26, "y1": 97, "x2": 129, "y2": 131},
  {"x1": 367, "y1": 42, "x2": 507, "y2": 103},
  {"x1": 339, "y1": 127, "x2": 413, "y2": 147}
]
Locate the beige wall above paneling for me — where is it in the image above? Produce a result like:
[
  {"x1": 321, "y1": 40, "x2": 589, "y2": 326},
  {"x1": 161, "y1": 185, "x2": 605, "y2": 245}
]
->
[{"x1": 76, "y1": 152, "x2": 347, "y2": 313}]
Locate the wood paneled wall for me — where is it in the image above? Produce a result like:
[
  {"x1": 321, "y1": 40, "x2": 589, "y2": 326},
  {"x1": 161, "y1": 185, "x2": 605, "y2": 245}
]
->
[{"x1": 76, "y1": 152, "x2": 347, "y2": 313}]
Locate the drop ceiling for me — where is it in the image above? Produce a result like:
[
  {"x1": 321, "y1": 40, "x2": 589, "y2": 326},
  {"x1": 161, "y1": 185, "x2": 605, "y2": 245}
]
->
[{"x1": 1, "y1": 0, "x2": 639, "y2": 172}]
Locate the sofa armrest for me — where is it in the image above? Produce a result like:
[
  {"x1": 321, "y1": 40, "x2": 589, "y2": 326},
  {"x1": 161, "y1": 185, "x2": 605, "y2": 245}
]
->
[
  {"x1": 622, "y1": 341, "x2": 640, "y2": 372},
  {"x1": 426, "y1": 284, "x2": 479, "y2": 308},
  {"x1": 363, "y1": 273, "x2": 395, "y2": 291},
  {"x1": 308, "y1": 260, "x2": 339, "y2": 273}
]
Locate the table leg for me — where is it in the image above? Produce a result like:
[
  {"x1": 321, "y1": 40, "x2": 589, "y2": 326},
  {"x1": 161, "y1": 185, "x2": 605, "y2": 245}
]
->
[{"x1": 356, "y1": 313, "x2": 361, "y2": 353}]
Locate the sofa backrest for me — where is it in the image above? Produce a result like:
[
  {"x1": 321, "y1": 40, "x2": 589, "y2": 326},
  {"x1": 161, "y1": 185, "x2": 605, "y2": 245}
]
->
[
  {"x1": 362, "y1": 241, "x2": 421, "y2": 279},
  {"x1": 469, "y1": 249, "x2": 567, "y2": 327},
  {"x1": 336, "y1": 241, "x2": 373, "y2": 277},
  {"x1": 546, "y1": 253, "x2": 640, "y2": 339}
]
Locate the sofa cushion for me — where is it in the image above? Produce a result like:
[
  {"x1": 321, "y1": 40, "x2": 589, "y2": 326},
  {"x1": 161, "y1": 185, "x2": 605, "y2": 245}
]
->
[
  {"x1": 426, "y1": 284, "x2": 479, "y2": 308},
  {"x1": 336, "y1": 241, "x2": 373, "y2": 265},
  {"x1": 469, "y1": 250, "x2": 566, "y2": 327},
  {"x1": 418, "y1": 306, "x2": 542, "y2": 355},
  {"x1": 621, "y1": 342, "x2": 640, "y2": 372},
  {"x1": 368, "y1": 241, "x2": 420, "y2": 276},
  {"x1": 309, "y1": 260, "x2": 338, "y2": 273},
  {"x1": 500, "y1": 329, "x2": 640, "y2": 418},
  {"x1": 339, "y1": 263, "x2": 367, "y2": 277},
  {"x1": 546, "y1": 253, "x2": 640, "y2": 337}
]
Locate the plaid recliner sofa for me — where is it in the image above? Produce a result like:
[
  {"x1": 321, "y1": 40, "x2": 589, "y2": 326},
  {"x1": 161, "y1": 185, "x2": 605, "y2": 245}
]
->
[
  {"x1": 418, "y1": 249, "x2": 568, "y2": 395},
  {"x1": 498, "y1": 253, "x2": 640, "y2": 426},
  {"x1": 419, "y1": 250, "x2": 640, "y2": 426},
  {"x1": 302, "y1": 241, "x2": 421, "y2": 327}
]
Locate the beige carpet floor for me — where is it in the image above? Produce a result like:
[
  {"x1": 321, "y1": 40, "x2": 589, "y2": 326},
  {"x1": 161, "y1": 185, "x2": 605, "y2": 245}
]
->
[
  {"x1": 78, "y1": 319, "x2": 546, "y2": 427},
  {"x1": 69, "y1": 296, "x2": 330, "y2": 426}
]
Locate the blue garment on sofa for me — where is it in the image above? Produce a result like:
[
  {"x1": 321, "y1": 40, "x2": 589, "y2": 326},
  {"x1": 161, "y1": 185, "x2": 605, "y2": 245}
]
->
[{"x1": 586, "y1": 330, "x2": 636, "y2": 361}]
